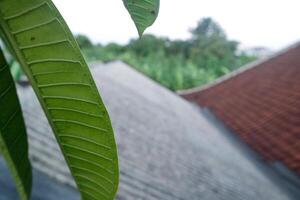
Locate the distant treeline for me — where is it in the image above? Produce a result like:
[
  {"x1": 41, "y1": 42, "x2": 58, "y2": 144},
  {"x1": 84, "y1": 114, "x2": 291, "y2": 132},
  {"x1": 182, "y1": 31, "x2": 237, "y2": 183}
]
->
[{"x1": 76, "y1": 17, "x2": 257, "y2": 91}]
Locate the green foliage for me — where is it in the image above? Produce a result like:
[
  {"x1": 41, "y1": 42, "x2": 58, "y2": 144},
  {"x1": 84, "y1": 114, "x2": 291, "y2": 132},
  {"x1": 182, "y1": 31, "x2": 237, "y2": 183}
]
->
[
  {"x1": 123, "y1": 0, "x2": 160, "y2": 36},
  {"x1": 0, "y1": 48, "x2": 32, "y2": 200},
  {"x1": 79, "y1": 18, "x2": 257, "y2": 91},
  {"x1": 75, "y1": 34, "x2": 94, "y2": 49},
  {"x1": 191, "y1": 17, "x2": 225, "y2": 38}
]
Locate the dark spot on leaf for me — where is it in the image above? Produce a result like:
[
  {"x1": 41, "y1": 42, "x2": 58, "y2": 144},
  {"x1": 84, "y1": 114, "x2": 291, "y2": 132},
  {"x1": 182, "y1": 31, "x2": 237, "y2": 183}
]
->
[
  {"x1": 151, "y1": 10, "x2": 156, "y2": 15},
  {"x1": 30, "y1": 37, "x2": 35, "y2": 41}
]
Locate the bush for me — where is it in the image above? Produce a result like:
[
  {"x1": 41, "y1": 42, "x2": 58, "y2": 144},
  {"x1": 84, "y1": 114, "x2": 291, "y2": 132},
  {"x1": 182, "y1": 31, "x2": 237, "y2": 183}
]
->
[{"x1": 77, "y1": 18, "x2": 257, "y2": 91}]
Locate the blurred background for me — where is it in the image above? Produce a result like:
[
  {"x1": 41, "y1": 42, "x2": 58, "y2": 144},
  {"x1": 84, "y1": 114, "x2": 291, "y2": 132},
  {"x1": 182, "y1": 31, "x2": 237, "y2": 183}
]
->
[
  {"x1": 1, "y1": 0, "x2": 300, "y2": 199},
  {"x1": 7, "y1": 0, "x2": 300, "y2": 89},
  {"x1": 54, "y1": 0, "x2": 299, "y2": 90}
]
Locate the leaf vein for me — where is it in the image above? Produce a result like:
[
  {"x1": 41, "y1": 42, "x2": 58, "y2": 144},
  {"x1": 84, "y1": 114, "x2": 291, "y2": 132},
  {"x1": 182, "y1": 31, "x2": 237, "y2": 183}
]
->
[
  {"x1": 1, "y1": 108, "x2": 20, "y2": 131},
  {"x1": 59, "y1": 134, "x2": 110, "y2": 150},
  {"x1": 75, "y1": 174, "x2": 111, "y2": 195},
  {"x1": 42, "y1": 95, "x2": 99, "y2": 106},
  {"x1": 11, "y1": 18, "x2": 57, "y2": 35},
  {"x1": 38, "y1": 82, "x2": 91, "y2": 89},
  {"x1": 62, "y1": 143, "x2": 112, "y2": 162},
  {"x1": 66, "y1": 155, "x2": 114, "y2": 175},
  {"x1": 19, "y1": 39, "x2": 68, "y2": 50},
  {"x1": 4, "y1": 2, "x2": 47, "y2": 20},
  {"x1": 48, "y1": 107, "x2": 103, "y2": 118},
  {"x1": 78, "y1": 183, "x2": 109, "y2": 200},
  {"x1": 53, "y1": 119, "x2": 108, "y2": 132},
  {"x1": 70, "y1": 165, "x2": 114, "y2": 185},
  {"x1": 0, "y1": 83, "x2": 13, "y2": 98},
  {"x1": 27, "y1": 58, "x2": 80, "y2": 65}
]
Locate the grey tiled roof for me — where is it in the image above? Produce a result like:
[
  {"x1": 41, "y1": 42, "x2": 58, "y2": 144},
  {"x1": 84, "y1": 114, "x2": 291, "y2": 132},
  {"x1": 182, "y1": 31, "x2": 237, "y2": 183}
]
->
[
  {"x1": 11, "y1": 61, "x2": 293, "y2": 200},
  {"x1": 0, "y1": 157, "x2": 79, "y2": 200}
]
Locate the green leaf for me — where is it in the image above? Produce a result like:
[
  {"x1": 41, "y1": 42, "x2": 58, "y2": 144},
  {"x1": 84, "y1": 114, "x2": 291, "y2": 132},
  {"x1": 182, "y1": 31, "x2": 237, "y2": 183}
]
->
[
  {"x1": 0, "y1": 48, "x2": 32, "y2": 200},
  {"x1": 123, "y1": 0, "x2": 160, "y2": 37},
  {"x1": 0, "y1": 0, "x2": 119, "y2": 199}
]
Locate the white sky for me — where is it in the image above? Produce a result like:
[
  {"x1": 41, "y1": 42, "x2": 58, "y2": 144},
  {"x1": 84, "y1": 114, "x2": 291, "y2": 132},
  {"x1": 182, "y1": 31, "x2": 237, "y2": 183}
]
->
[{"x1": 52, "y1": 0, "x2": 300, "y2": 50}]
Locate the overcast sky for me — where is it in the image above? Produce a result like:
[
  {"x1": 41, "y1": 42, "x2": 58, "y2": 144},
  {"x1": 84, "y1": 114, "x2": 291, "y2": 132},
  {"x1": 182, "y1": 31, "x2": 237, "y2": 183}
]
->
[{"x1": 52, "y1": 0, "x2": 300, "y2": 50}]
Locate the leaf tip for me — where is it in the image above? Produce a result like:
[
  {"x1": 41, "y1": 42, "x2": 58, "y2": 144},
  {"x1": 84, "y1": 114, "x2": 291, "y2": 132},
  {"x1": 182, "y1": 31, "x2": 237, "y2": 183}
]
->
[
  {"x1": 123, "y1": 0, "x2": 160, "y2": 38},
  {"x1": 137, "y1": 28, "x2": 145, "y2": 38}
]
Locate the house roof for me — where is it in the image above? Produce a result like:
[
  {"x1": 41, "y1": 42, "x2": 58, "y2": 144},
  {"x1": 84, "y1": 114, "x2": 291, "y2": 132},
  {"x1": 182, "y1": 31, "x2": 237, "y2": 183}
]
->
[
  {"x1": 1, "y1": 61, "x2": 296, "y2": 199},
  {"x1": 179, "y1": 42, "x2": 300, "y2": 178},
  {"x1": 178, "y1": 41, "x2": 300, "y2": 95},
  {"x1": 0, "y1": 156, "x2": 79, "y2": 200}
]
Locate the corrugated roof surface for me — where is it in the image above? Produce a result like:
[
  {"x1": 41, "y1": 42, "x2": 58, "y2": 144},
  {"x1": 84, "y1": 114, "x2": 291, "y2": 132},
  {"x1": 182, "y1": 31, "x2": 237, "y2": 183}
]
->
[{"x1": 6, "y1": 61, "x2": 293, "y2": 199}]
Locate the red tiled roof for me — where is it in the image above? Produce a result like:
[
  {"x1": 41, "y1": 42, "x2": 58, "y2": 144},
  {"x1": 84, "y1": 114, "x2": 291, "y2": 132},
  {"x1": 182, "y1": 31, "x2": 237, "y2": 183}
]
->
[{"x1": 180, "y1": 42, "x2": 300, "y2": 175}]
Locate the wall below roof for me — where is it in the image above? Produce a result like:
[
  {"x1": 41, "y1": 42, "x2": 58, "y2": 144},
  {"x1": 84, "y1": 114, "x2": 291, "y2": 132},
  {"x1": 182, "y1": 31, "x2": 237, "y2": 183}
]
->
[{"x1": 180, "y1": 43, "x2": 300, "y2": 177}]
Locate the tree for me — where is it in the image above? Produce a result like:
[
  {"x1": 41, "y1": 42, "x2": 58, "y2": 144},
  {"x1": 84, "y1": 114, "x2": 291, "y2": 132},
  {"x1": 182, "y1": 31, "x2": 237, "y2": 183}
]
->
[
  {"x1": 191, "y1": 17, "x2": 225, "y2": 39},
  {"x1": 75, "y1": 34, "x2": 94, "y2": 49},
  {"x1": 75, "y1": 16, "x2": 256, "y2": 91},
  {"x1": 0, "y1": 0, "x2": 159, "y2": 200},
  {"x1": 127, "y1": 34, "x2": 168, "y2": 57},
  {"x1": 189, "y1": 17, "x2": 239, "y2": 71}
]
